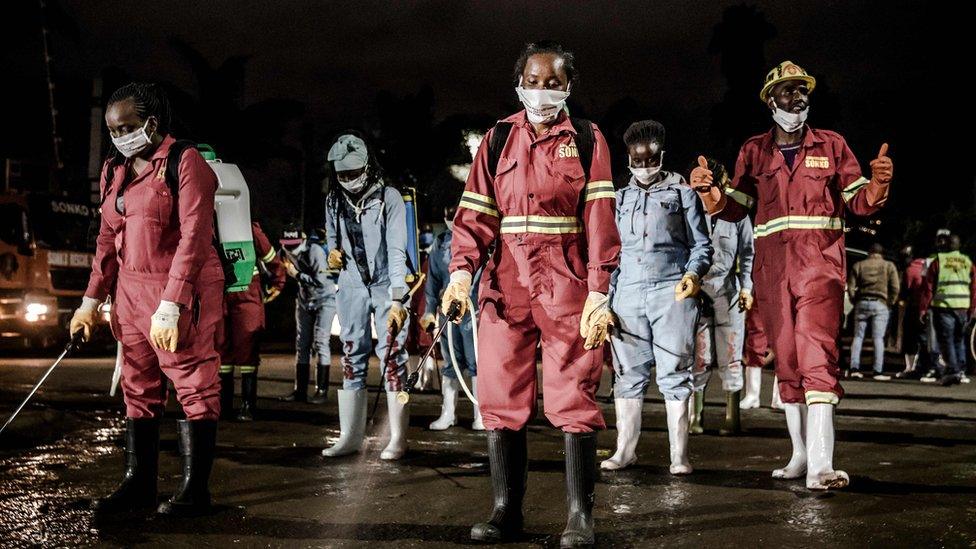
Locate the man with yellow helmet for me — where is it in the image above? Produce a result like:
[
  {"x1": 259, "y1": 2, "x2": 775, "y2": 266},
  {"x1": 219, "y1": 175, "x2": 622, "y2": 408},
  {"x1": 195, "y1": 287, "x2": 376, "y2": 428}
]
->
[{"x1": 691, "y1": 60, "x2": 894, "y2": 490}]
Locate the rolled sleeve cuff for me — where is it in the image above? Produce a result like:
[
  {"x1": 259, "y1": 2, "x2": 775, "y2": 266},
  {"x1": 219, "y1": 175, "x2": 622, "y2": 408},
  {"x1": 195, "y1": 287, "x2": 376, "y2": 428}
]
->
[{"x1": 162, "y1": 277, "x2": 194, "y2": 307}]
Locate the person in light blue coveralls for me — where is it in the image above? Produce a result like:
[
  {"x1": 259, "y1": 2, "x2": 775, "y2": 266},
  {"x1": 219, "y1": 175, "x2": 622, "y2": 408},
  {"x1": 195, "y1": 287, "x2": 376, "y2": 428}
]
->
[
  {"x1": 602, "y1": 120, "x2": 713, "y2": 475},
  {"x1": 420, "y1": 204, "x2": 484, "y2": 431},
  {"x1": 689, "y1": 158, "x2": 755, "y2": 437},
  {"x1": 321, "y1": 132, "x2": 411, "y2": 461},
  {"x1": 278, "y1": 226, "x2": 338, "y2": 406}
]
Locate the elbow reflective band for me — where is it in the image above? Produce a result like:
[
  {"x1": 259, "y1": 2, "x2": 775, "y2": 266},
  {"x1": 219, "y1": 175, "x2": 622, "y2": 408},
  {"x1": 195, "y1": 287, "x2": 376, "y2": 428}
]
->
[
  {"x1": 841, "y1": 176, "x2": 870, "y2": 203},
  {"x1": 459, "y1": 191, "x2": 499, "y2": 217},
  {"x1": 725, "y1": 187, "x2": 755, "y2": 208},
  {"x1": 500, "y1": 215, "x2": 582, "y2": 234},
  {"x1": 584, "y1": 180, "x2": 615, "y2": 201},
  {"x1": 753, "y1": 215, "x2": 843, "y2": 238}
]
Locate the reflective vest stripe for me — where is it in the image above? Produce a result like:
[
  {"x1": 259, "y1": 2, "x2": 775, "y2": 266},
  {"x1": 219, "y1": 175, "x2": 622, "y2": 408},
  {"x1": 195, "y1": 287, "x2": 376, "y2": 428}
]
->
[
  {"x1": 500, "y1": 215, "x2": 582, "y2": 235},
  {"x1": 934, "y1": 251, "x2": 973, "y2": 309},
  {"x1": 584, "y1": 180, "x2": 615, "y2": 202}
]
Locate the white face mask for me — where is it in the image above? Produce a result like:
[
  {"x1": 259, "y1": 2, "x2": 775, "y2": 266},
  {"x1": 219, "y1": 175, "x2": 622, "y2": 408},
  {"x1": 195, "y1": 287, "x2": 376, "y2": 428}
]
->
[
  {"x1": 628, "y1": 152, "x2": 665, "y2": 184},
  {"x1": 112, "y1": 119, "x2": 154, "y2": 158},
  {"x1": 771, "y1": 106, "x2": 809, "y2": 133},
  {"x1": 445, "y1": 219, "x2": 455, "y2": 232},
  {"x1": 339, "y1": 170, "x2": 369, "y2": 194},
  {"x1": 515, "y1": 79, "x2": 570, "y2": 124}
]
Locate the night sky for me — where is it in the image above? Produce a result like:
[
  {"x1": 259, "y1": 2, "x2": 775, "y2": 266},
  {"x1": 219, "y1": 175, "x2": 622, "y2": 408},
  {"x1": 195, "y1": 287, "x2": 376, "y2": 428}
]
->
[{"x1": 3, "y1": 1, "x2": 958, "y2": 252}]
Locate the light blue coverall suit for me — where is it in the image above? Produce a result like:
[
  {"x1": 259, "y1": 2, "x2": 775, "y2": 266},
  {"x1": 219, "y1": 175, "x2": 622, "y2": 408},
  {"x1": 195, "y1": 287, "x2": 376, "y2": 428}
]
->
[
  {"x1": 424, "y1": 229, "x2": 478, "y2": 379},
  {"x1": 293, "y1": 240, "x2": 338, "y2": 367},
  {"x1": 609, "y1": 172, "x2": 713, "y2": 401},
  {"x1": 325, "y1": 184, "x2": 410, "y2": 391},
  {"x1": 691, "y1": 216, "x2": 754, "y2": 392}
]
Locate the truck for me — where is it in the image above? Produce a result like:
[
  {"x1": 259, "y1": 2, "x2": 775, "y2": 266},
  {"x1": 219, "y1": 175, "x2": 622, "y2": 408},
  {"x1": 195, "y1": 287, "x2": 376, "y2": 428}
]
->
[{"x1": 0, "y1": 191, "x2": 109, "y2": 349}]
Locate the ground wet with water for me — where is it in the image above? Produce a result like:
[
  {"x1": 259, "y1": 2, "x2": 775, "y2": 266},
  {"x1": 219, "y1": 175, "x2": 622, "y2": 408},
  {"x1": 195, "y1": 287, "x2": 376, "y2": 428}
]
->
[{"x1": 1, "y1": 354, "x2": 975, "y2": 547}]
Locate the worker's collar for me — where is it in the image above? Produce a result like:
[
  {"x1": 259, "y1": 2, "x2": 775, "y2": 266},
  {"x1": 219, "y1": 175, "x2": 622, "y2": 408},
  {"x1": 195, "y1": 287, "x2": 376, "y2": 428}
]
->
[
  {"x1": 760, "y1": 124, "x2": 823, "y2": 151},
  {"x1": 147, "y1": 134, "x2": 176, "y2": 162},
  {"x1": 511, "y1": 110, "x2": 574, "y2": 134}
]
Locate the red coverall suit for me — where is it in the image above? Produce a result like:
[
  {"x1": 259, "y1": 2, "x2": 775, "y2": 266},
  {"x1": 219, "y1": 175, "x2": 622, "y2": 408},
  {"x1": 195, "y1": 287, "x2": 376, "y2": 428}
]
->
[
  {"x1": 87, "y1": 135, "x2": 225, "y2": 420},
  {"x1": 743, "y1": 307, "x2": 769, "y2": 368},
  {"x1": 450, "y1": 112, "x2": 620, "y2": 433},
  {"x1": 717, "y1": 128, "x2": 887, "y2": 405},
  {"x1": 218, "y1": 222, "x2": 285, "y2": 372}
]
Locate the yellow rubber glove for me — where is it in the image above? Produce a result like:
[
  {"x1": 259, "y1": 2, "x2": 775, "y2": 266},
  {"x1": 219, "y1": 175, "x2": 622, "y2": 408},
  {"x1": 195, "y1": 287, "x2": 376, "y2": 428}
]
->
[
  {"x1": 674, "y1": 273, "x2": 701, "y2": 302},
  {"x1": 419, "y1": 312, "x2": 437, "y2": 333},
  {"x1": 327, "y1": 249, "x2": 344, "y2": 270},
  {"x1": 441, "y1": 271, "x2": 472, "y2": 323},
  {"x1": 149, "y1": 301, "x2": 180, "y2": 352},
  {"x1": 738, "y1": 289, "x2": 754, "y2": 312},
  {"x1": 69, "y1": 297, "x2": 101, "y2": 342},
  {"x1": 283, "y1": 259, "x2": 299, "y2": 278},
  {"x1": 263, "y1": 286, "x2": 282, "y2": 303},
  {"x1": 387, "y1": 302, "x2": 409, "y2": 334},
  {"x1": 580, "y1": 292, "x2": 613, "y2": 350}
]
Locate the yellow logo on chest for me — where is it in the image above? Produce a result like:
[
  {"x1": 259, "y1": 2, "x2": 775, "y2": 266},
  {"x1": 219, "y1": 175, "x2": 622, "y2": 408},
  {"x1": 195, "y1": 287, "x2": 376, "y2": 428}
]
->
[
  {"x1": 805, "y1": 156, "x2": 830, "y2": 169},
  {"x1": 558, "y1": 143, "x2": 579, "y2": 158},
  {"x1": 156, "y1": 166, "x2": 167, "y2": 180}
]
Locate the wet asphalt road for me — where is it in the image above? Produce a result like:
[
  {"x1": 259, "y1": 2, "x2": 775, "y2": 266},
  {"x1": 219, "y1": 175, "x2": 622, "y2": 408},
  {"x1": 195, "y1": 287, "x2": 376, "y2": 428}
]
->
[{"x1": 0, "y1": 352, "x2": 974, "y2": 548}]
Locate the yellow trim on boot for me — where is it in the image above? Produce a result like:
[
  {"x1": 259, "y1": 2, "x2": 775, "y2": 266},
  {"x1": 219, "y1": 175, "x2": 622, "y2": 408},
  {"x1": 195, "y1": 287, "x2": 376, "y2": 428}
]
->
[{"x1": 805, "y1": 390, "x2": 839, "y2": 406}]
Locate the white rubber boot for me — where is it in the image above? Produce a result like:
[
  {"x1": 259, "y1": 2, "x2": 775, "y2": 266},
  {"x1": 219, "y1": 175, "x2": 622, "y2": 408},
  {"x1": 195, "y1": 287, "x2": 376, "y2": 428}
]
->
[
  {"x1": 381, "y1": 392, "x2": 410, "y2": 460},
  {"x1": 665, "y1": 398, "x2": 693, "y2": 475},
  {"x1": 772, "y1": 403, "x2": 807, "y2": 479},
  {"x1": 806, "y1": 403, "x2": 849, "y2": 490},
  {"x1": 770, "y1": 376, "x2": 784, "y2": 410},
  {"x1": 429, "y1": 377, "x2": 458, "y2": 431},
  {"x1": 600, "y1": 398, "x2": 643, "y2": 471},
  {"x1": 740, "y1": 367, "x2": 762, "y2": 409},
  {"x1": 322, "y1": 389, "x2": 367, "y2": 457},
  {"x1": 470, "y1": 376, "x2": 485, "y2": 431}
]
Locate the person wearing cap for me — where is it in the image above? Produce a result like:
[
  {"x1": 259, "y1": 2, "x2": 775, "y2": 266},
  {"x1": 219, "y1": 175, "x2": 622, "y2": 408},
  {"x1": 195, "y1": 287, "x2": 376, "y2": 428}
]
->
[
  {"x1": 688, "y1": 158, "x2": 754, "y2": 436},
  {"x1": 440, "y1": 41, "x2": 619, "y2": 546},
  {"x1": 421, "y1": 204, "x2": 484, "y2": 431},
  {"x1": 278, "y1": 225, "x2": 338, "y2": 404},
  {"x1": 321, "y1": 131, "x2": 411, "y2": 461},
  {"x1": 217, "y1": 221, "x2": 286, "y2": 421},
  {"x1": 691, "y1": 60, "x2": 894, "y2": 490},
  {"x1": 601, "y1": 121, "x2": 712, "y2": 476}
]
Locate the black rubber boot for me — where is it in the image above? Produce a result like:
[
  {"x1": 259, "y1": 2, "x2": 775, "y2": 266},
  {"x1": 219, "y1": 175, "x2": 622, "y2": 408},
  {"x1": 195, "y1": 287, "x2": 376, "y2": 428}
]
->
[
  {"x1": 310, "y1": 363, "x2": 330, "y2": 404},
  {"x1": 280, "y1": 362, "x2": 310, "y2": 402},
  {"x1": 559, "y1": 432, "x2": 597, "y2": 548},
  {"x1": 720, "y1": 390, "x2": 742, "y2": 436},
  {"x1": 236, "y1": 372, "x2": 257, "y2": 422},
  {"x1": 157, "y1": 419, "x2": 217, "y2": 517},
  {"x1": 470, "y1": 429, "x2": 527, "y2": 542},
  {"x1": 219, "y1": 372, "x2": 235, "y2": 420},
  {"x1": 93, "y1": 417, "x2": 160, "y2": 512}
]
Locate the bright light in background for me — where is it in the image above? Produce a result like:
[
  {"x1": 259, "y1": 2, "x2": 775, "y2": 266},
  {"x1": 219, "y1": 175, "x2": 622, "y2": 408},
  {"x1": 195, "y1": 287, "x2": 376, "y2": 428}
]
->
[
  {"x1": 464, "y1": 130, "x2": 484, "y2": 161},
  {"x1": 23, "y1": 295, "x2": 55, "y2": 323},
  {"x1": 25, "y1": 303, "x2": 49, "y2": 316}
]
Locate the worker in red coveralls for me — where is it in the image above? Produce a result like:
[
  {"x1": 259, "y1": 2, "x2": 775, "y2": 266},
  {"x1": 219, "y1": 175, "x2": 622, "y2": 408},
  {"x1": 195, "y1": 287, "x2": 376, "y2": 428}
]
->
[
  {"x1": 69, "y1": 83, "x2": 224, "y2": 516},
  {"x1": 692, "y1": 61, "x2": 893, "y2": 490},
  {"x1": 218, "y1": 221, "x2": 286, "y2": 421},
  {"x1": 441, "y1": 41, "x2": 619, "y2": 547}
]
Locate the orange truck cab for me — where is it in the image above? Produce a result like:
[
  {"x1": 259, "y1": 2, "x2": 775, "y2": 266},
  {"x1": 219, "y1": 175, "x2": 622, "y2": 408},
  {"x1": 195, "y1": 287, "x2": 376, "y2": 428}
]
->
[{"x1": 0, "y1": 192, "x2": 109, "y2": 348}]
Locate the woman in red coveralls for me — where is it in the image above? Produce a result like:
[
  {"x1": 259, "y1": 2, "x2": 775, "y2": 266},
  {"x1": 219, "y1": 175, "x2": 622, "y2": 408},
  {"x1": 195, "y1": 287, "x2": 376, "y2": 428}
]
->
[
  {"x1": 441, "y1": 42, "x2": 620, "y2": 547},
  {"x1": 70, "y1": 83, "x2": 223, "y2": 516}
]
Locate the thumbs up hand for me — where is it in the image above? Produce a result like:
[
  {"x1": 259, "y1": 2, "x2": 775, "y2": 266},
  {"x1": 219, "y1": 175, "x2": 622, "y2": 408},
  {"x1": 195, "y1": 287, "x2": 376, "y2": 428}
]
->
[
  {"x1": 869, "y1": 143, "x2": 893, "y2": 185},
  {"x1": 690, "y1": 155, "x2": 714, "y2": 192}
]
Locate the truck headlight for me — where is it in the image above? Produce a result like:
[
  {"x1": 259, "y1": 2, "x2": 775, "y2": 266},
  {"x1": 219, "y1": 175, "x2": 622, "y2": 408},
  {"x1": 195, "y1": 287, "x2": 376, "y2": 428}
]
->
[{"x1": 23, "y1": 295, "x2": 56, "y2": 323}]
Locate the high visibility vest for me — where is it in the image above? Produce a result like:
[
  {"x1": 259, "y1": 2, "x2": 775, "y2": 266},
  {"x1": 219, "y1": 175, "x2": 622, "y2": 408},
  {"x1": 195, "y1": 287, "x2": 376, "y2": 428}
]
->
[{"x1": 933, "y1": 251, "x2": 973, "y2": 309}]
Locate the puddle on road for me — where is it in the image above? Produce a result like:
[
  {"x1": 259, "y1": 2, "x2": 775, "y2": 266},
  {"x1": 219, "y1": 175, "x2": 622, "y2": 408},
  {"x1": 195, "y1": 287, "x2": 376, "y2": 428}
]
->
[{"x1": 0, "y1": 413, "x2": 121, "y2": 546}]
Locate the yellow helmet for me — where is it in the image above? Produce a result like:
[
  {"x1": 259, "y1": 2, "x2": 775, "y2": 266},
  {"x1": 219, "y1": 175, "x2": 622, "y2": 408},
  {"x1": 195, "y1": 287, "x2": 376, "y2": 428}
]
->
[{"x1": 760, "y1": 60, "x2": 816, "y2": 102}]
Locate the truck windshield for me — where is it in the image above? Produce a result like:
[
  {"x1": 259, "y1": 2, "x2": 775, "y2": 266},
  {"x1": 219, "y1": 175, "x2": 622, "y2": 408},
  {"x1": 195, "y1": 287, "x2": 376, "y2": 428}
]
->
[
  {"x1": 27, "y1": 196, "x2": 98, "y2": 252},
  {"x1": 0, "y1": 203, "x2": 29, "y2": 248}
]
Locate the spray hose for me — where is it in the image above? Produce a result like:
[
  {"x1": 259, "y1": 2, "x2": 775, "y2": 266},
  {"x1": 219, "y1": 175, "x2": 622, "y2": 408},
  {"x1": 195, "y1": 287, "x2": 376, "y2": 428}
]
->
[{"x1": 446, "y1": 296, "x2": 479, "y2": 406}]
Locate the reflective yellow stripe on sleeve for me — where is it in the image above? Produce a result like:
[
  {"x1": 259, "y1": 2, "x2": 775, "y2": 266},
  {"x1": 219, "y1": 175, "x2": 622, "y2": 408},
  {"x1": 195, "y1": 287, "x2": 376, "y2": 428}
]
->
[
  {"x1": 584, "y1": 180, "x2": 615, "y2": 202},
  {"x1": 459, "y1": 191, "x2": 499, "y2": 218},
  {"x1": 260, "y1": 248, "x2": 277, "y2": 263},
  {"x1": 753, "y1": 215, "x2": 843, "y2": 238},
  {"x1": 725, "y1": 187, "x2": 755, "y2": 208},
  {"x1": 841, "y1": 176, "x2": 870, "y2": 203}
]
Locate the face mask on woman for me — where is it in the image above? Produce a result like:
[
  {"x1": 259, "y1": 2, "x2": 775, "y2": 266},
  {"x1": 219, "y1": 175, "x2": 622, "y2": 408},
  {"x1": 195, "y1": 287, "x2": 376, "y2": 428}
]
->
[
  {"x1": 339, "y1": 170, "x2": 369, "y2": 194},
  {"x1": 112, "y1": 119, "x2": 154, "y2": 158},
  {"x1": 515, "y1": 78, "x2": 570, "y2": 124},
  {"x1": 627, "y1": 152, "x2": 665, "y2": 184}
]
